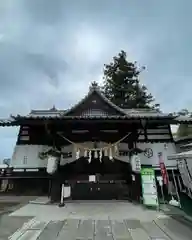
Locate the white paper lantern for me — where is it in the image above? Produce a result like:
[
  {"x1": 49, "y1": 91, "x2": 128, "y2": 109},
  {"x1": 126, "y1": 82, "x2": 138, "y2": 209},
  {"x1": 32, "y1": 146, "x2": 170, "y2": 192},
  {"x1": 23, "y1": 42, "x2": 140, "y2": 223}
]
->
[
  {"x1": 99, "y1": 149, "x2": 102, "y2": 162},
  {"x1": 84, "y1": 150, "x2": 88, "y2": 158},
  {"x1": 47, "y1": 156, "x2": 58, "y2": 174}
]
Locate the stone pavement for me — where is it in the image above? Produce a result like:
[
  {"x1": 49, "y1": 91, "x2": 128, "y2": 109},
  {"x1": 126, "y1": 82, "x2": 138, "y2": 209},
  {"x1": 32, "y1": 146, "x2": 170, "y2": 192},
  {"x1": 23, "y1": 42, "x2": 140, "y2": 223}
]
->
[
  {"x1": 0, "y1": 215, "x2": 32, "y2": 240},
  {"x1": 4, "y1": 201, "x2": 192, "y2": 239}
]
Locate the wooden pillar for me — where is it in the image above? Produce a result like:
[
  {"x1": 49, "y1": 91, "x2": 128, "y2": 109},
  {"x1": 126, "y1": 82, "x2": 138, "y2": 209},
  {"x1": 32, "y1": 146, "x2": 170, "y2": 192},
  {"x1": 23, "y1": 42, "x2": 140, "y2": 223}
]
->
[
  {"x1": 50, "y1": 179, "x2": 61, "y2": 202},
  {"x1": 131, "y1": 172, "x2": 141, "y2": 202}
]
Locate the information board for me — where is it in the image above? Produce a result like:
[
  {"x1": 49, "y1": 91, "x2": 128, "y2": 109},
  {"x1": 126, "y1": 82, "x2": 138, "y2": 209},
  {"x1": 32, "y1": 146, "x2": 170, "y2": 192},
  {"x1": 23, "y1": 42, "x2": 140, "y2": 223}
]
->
[{"x1": 141, "y1": 168, "x2": 158, "y2": 206}]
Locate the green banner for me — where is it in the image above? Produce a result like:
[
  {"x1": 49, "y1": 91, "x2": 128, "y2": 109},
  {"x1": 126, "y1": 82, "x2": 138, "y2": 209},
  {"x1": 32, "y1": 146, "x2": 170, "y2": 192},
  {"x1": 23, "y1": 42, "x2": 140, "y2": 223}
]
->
[
  {"x1": 141, "y1": 167, "x2": 158, "y2": 207},
  {"x1": 141, "y1": 168, "x2": 155, "y2": 175}
]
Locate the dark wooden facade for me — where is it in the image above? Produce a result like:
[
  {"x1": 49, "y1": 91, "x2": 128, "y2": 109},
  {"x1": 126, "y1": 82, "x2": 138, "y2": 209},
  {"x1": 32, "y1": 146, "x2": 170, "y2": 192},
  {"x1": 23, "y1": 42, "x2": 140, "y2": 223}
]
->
[{"x1": 0, "y1": 82, "x2": 188, "y2": 202}]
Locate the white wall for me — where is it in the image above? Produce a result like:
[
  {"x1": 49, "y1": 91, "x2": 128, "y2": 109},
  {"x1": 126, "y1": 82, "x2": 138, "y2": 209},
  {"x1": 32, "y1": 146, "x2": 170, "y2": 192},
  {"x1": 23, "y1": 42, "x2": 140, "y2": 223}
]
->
[
  {"x1": 136, "y1": 142, "x2": 177, "y2": 167},
  {"x1": 11, "y1": 145, "x2": 49, "y2": 168},
  {"x1": 11, "y1": 142, "x2": 178, "y2": 169},
  {"x1": 138, "y1": 126, "x2": 172, "y2": 141}
]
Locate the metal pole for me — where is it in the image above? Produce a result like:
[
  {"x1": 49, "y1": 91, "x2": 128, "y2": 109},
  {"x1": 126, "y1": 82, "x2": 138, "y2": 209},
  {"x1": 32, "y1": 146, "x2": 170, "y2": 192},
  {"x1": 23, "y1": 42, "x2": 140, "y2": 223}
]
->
[
  {"x1": 160, "y1": 185, "x2": 165, "y2": 205},
  {"x1": 163, "y1": 149, "x2": 171, "y2": 199},
  {"x1": 61, "y1": 184, "x2": 64, "y2": 204},
  {"x1": 177, "y1": 175, "x2": 182, "y2": 192},
  {"x1": 59, "y1": 183, "x2": 65, "y2": 207},
  {"x1": 172, "y1": 169, "x2": 181, "y2": 208}
]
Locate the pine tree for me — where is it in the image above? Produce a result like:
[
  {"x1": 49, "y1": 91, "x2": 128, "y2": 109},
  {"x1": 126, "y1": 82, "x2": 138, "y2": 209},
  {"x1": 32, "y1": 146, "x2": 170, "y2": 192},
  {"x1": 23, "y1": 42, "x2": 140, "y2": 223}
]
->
[
  {"x1": 176, "y1": 109, "x2": 192, "y2": 138},
  {"x1": 102, "y1": 50, "x2": 160, "y2": 110}
]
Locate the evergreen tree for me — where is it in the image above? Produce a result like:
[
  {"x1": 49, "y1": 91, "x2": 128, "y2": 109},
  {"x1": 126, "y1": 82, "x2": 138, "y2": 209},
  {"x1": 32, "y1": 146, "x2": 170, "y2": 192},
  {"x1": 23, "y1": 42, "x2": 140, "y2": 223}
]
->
[
  {"x1": 176, "y1": 109, "x2": 192, "y2": 138},
  {"x1": 102, "y1": 50, "x2": 160, "y2": 110}
]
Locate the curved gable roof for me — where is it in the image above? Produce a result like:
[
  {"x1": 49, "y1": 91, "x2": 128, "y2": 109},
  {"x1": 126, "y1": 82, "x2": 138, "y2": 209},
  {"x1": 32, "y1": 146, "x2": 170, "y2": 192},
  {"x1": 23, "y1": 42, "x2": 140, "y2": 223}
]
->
[{"x1": 63, "y1": 82, "x2": 126, "y2": 116}]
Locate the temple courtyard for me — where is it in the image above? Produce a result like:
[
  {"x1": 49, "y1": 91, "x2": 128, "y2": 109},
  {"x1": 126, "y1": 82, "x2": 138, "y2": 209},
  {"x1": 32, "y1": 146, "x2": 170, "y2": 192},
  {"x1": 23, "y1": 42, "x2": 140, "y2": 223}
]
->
[{"x1": 0, "y1": 200, "x2": 191, "y2": 240}]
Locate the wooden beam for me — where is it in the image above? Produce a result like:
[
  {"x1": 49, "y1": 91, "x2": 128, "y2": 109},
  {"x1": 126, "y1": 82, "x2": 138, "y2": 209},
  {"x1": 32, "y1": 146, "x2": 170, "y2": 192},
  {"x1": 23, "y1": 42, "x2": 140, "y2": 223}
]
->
[{"x1": 143, "y1": 121, "x2": 148, "y2": 141}]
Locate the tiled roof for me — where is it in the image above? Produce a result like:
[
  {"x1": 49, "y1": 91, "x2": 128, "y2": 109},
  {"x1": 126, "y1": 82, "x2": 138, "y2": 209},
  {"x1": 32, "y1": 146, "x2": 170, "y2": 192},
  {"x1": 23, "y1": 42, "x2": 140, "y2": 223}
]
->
[
  {"x1": 28, "y1": 109, "x2": 66, "y2": 118},
  {"x1": 180, "y1": 142, "x2": 192, "y2": 148},
  {"x1": 24, "y1": 109, "x2": 173, "y2": 119},
  {"x1": 11, "y1": 113, "x2": 175, "y2": 120},
  {"x1": 0, "y1": 118, "x2": 17, "y2": 126},
  {"x1": 0, "y1": 111, "x2": 177, "y2": 126},
  {"x1": 174, "y1": 135, "x2": 192, "y2": 142},
  {"x1": 174, "y1": 116, "x2": 192, "y2": 123},
  {"x1": 123, "y1": 108, "x2": 172, "y2": 118},
  {"x1": 63, "y1": 81, "x2": 126, "y2": 116},
  {"x1": 168, "y1": 150, "x2": 192, "y2": 159}
]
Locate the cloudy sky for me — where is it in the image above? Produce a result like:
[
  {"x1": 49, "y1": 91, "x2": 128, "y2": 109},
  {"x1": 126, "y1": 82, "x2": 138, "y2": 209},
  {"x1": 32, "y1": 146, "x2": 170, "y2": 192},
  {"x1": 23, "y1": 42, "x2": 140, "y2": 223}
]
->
[{"x1": 0, "y1": 0, "x2": 191, "y2": 159}]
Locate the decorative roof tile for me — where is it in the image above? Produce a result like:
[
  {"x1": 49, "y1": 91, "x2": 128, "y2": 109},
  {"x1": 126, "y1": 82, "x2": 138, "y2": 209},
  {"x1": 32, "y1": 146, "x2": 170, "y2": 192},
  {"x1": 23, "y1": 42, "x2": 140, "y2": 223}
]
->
[
  {"x1": 28, "y1": 109, "x2": 65, "y2": 118},
  {"x1": 0, "y1": 117, "x2": 17, "y2": 126},
  {"x1": 63, "y1": 81, "x2": 126, "y2": 116},
  {"x1": 174, "y1": 116, "x2": 192, "y2": 123},
  {"x1": 123, "y1": 108, "x2": 172, "y2": 118}
]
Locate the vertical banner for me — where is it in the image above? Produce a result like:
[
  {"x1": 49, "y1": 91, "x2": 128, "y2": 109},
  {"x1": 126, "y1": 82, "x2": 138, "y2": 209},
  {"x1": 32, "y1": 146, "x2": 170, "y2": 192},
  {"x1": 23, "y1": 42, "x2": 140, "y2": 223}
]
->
[
  {"x1": 158, "y1": 152, "x2": 168, "y2": 185},
  {"x1": 141, "y1": 168, "x2": 158, "y2": 207},
  {"x1": 131, "y1": 155, "x2": 141, "y2": 172}
]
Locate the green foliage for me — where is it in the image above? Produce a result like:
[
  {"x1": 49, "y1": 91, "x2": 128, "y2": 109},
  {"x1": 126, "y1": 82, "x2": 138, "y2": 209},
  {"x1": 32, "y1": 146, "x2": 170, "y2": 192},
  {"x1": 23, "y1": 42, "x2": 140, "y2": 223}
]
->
[
  {"x1": 102, "y1": 50, "x2": 160, "y2": 110},
  {"x1": 177, "y1": 109, "x2": 190, "y2": 116},
  {"x1": 176, "y1": 108, "x2": 192, "y2": 138},
  {"x1": 39, "y1": 148, "x2": 61, "y2": 160}
]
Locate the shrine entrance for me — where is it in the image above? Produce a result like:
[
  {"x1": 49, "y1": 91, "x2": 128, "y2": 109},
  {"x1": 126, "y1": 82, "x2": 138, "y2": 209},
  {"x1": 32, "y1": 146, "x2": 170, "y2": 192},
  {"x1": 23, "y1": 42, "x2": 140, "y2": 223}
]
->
[
  {"x1": 50, "y1": 156, "x2": 141, "y2": 202},
  {"x1": 70, "y1": 181, "x2": 129, "y2": 200}
]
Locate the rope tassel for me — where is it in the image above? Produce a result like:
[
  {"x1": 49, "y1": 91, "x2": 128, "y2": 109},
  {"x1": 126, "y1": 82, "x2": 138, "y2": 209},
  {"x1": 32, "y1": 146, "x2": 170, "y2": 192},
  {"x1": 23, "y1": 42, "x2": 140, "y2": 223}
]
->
[
  {"x1": 114, "y1": 145, "x2": 118, "y2": 155},
  {"x1": 109, "y1": 147, "x2": 113, "y2": 160},
  {"x1": 88, "y1": 151, "x2": 91, "y2": 163},
  {"x1": 94, "y1": 150, "x2": 98, "y2": 158},
  {"x1": 76, "y1": 149, "x2": 80, "y2": 159},
  {"x1": 99, "y1": 150, "x2": 102, "y2": 162},
  {"x1": 56, "y1": 132, "x2": 132, "y2": 162},
  {"x1": 84, "y1": 149, "x2": 88, "y2": 158}
]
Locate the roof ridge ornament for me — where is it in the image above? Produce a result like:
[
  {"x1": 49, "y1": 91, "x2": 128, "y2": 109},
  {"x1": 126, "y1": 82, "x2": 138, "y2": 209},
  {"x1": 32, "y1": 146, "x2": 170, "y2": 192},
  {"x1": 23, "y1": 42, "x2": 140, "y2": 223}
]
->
[
  {"x1": 50, "y1": 105, "x2": 57, "y2": 111},
  {"x1": 89, "y1": 81, "x2": 100, "y2": 92}
]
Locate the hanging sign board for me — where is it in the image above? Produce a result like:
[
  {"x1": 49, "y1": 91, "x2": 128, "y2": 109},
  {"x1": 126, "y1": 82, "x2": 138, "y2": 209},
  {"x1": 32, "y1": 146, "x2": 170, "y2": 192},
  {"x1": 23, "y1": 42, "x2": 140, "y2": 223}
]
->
[
  {"x1": 131, "y1": 155, "x2": 141, "y2": 172},
  {"x1": 141, "y1": 168, "x2": 158, "y2": 206},
  {"x1": 89, "y1": 175, "x2": 96, "y2": 182},
  {"x1": 135, "y1": 155, "x2": 141, "y2": 172}
]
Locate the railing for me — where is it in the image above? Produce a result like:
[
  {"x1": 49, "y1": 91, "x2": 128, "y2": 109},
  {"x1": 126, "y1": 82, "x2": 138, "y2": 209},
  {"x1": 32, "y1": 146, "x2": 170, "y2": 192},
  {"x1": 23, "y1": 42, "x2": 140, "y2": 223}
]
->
[
  {"x1": 177, "y1": 159, "x2": 192, "y2": 199},
  {"x1": 0, "y1": 167, "x2": 48, "y2": 178}
]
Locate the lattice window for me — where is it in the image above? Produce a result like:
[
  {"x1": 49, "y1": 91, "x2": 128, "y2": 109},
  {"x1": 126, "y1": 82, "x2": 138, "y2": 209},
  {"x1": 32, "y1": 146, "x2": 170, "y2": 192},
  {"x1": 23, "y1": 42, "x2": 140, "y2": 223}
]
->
[
  {"x1": 81, "y1": 109, "x2": 108, "y2": 117},
  {"x1": 21, "y1": 130, "x2": 28, "y2": 135},
  {"x1": 119, "y1": 151, "x2": 129, "y2": 156},
  {"x1": 20, "y1": 136, "x2": 30, "y2": 141},
  {"x1": 23, "y1": 156, "x2": 27, "y2": 165},
  {"x1": 22, "y1": 126, "x2": 29, "y2": 129}
]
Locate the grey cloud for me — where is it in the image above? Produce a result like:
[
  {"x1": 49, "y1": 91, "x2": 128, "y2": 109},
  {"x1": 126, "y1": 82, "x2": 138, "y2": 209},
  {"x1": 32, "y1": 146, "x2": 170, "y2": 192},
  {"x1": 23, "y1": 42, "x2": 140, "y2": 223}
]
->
[
  {"x1": 25, "y1": 53, "x2": 67, "y2": 87},
  {"x1": 0, "y1": 0, "x2": 192, "y2": 159},
  {"x1": 22, "y1": 0, "x2": 66, "y2": 25}
]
